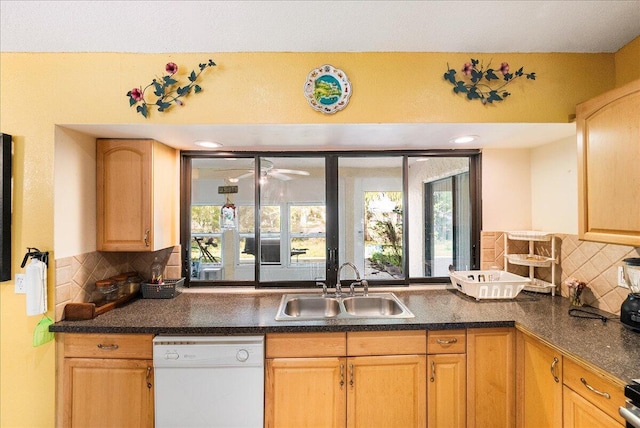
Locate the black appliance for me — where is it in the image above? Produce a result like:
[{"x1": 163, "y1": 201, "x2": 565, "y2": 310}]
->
[
  {"x1": 621, "y1": 379, "x2": 640, "y2": 428},
  {"x1": 621, "y1": 258, "x2": 640, "y2": 332}
]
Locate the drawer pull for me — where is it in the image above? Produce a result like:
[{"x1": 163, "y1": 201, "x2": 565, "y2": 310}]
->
[
  {"x1": 96, "y1": 343, "x2": 119, "y2": 351},
  {"x1": 144, "y1": 229, "x2": 150, "y2": 247},
  {"x1": 436, "y1": 338, "x2": 458, "y2": 345},
  {"x1": 580, "y1": 377, "x2": 611, "y2": 399},
  {"x1": 550, "y1": 357, "x2": 559, "y2": 383},
  {"x1": 340, "y1": 364, "x2": 345, "y2": 388},
  {"x1": 430, "y1": 360, "x2": 435, "y2": 382}
]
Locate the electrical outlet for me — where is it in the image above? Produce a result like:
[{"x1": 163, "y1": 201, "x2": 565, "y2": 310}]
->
[
  {"x1": 618, "y1": 266, "x2": 628, "y2": 288},
  {"x1": 15, "y1": 274, "x2": 26, "y2": 294}
]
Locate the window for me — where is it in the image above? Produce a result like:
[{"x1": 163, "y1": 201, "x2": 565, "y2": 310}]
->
[
  {"x1": 182, "y1": 151, "x2": 480, "y2": 286},
  {"x1": 289, "y1": 204, "x2": 326, "y2": 265}
]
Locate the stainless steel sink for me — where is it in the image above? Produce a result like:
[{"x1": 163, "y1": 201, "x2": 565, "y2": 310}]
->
[
  {"x1": 275, "y1": 292, "x2": 414, "y2": 320},
  {"x1": 282, "y1": 296, "x2": 341, "y2": 318},
  {"x1": 342, "y1": 295, "x2": 406, "y2": 317}
]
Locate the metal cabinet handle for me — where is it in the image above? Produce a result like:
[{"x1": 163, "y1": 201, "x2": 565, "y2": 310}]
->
[
  {"x1": 144, "y1": 229, "x2": 150, "y2": 247},
  {"x1": 436, "y1": 338, "x2": 458, "y2": 345},
  {"x1": 339, "y1": 364, "x2": 345, "y2": 388},
  {"x1": 349, "y1": 364, "x2": 354, "y2": 387},
  {"x1": 550, "y1": 357, "x2": 559, "y2": 383},
  {"x1": 430, "y1": 360, "x2": 435, "y2": 382},
  {"x1": 580, "y1": 377, "x2": 611, "y2": 399},
  {"x1": 146, "y1": 366, "x2": 153, "y2": 389},
  {"x1": 96, "y1": 343, "x2": 119, "y2": 351}
]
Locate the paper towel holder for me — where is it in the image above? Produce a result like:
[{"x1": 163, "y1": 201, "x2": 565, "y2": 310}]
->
[{"x1": 21, "y1": 248, "x2": 49, "y2": 268}]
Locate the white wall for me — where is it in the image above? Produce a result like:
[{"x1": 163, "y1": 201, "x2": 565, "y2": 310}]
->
[
  {"x1": 53, "y1": 127, "x2": 96, "y2": 258},
  {"x1": 531, "y1": 136, "x2": 578, "y2": 234},
  {"x1": 481, "y1": 149, "x2": 532, "y2": 231}
]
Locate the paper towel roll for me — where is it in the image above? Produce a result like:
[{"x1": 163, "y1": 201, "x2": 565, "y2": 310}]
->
[{"x1": 26, "y1": 259, "x2": 47, "y2": 316}]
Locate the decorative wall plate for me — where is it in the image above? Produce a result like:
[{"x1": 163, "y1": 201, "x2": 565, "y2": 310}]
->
[{"x1": 303, "y1": 64, "x2": 352, "y2": 114}]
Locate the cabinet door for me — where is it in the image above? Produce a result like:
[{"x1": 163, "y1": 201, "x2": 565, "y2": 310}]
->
[
  {"x1": 467, "y1": 327, "x2": 515, "y2": 428},
  {"x1": 265, "y1": 357, "x2": 347, "y2": 428},
  {"x1": 97, "y1": 139, "x2": 152, "y2": 251},
  {"x1": 63, "y1": 358, "x2": 154, "y2": 428},
  {"x1": 516, "y1": 331, "x2": 562, "y2": 428},
  {"x1": 427, "y1": 354, "x2": 466, "y2": 428},
  {"x1": 347, "y1": 355, "x2": 426, "y2": 428},
  {"x1": 577, "y1": 78, "x2": 640, "y2": 246},
  {"x1": 97, "y1": 139, "x2": 178, "y2": 251},
  {"x1": 563, "y1": 386, "x2": 624, "y2": 428}
]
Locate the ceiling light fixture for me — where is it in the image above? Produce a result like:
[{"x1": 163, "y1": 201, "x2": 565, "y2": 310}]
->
[
  {"x1": 194, "y1": 140, "x2": 222, "y2": 148},
  {"x1": 451, "y1": 135, "x2": 477, "y2": 144}
]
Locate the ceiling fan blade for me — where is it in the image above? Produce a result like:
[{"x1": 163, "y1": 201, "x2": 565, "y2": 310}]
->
[
  {"x1": 232, "y1": 172, "x2": 254, "y2": 181},
  {"x1": 270, "y1": 172, "x2": 293, "y2": 181},
  {"x1": 273, "y1": 168, "x2": 310, "y2": 176}
]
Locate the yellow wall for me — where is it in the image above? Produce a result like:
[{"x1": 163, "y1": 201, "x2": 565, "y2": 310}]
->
[
  {"x1": 616, "y1": 35, "x2": 640, "y2": 86},
  {"x1": 0, "y1": 48, "x2": 637, "y2": 427}
]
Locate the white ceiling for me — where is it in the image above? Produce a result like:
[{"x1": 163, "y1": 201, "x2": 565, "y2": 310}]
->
[
  {"x1": 3, "y1": 1, "x2": 639, "y2": 151},
  {"x1": 2, "y1": 1, "x2": 639, "y2": 54}
]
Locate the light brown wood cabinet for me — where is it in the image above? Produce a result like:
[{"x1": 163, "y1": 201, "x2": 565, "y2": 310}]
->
[
  {"x1": 562, "y1": 357, "x2": 626, "y2": 427},
  {"x1": 467, "y1": 327, "x2": 516, "y2": 428},
  {"x1": 59, "y1": 333, "x2": 154, "y2": 428},
  {"x1": 97, "y1": 139, "x2": 179, "y2": 251},
  {"x1": 427, "y1": 329, "x2": 466, "y2": 428},
  {"x1": 577, "y1": 78, "x2": 640, "y2": 246},
  {"x1": 516, "y1": 329, "x2": 563, "y2": 428},
  {"x1": 265, "y1": 330, "x2": 426, "y2": 428}
]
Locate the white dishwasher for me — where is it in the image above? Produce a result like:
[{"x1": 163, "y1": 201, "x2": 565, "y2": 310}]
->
[{"x1": 153, "y1": 335, "x2": 264, "y2": 428}]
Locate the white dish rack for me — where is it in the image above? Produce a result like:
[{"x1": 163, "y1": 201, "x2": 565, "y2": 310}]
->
[
  {"x1": 503, "y1": 231, "x2": 557, "y2": 295},
  {"x1": 449, "y1": 270, "x2": 531, "y2": 301}
]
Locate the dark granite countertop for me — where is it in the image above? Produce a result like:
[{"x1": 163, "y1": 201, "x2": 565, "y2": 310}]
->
[{"x1": 50, "y1": 287, "x2": 640, "y2": 384}]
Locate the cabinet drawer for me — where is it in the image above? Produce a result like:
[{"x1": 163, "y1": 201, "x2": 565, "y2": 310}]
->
[
  {"x1": 347, "y1": 330, "x2": 426, "y2": 356},
  {"x1": 428, "y1": 329, "x2": 466, "y2": 354},
  {"x1": 266, "y1": 332, "x2": 346, "y2": 358},
  {"x1": 563, "y1": 357, "x2": 625, "y2": 424},
  {"x1": 63, "y1": 333, "x2": 153, "y2": 359}
]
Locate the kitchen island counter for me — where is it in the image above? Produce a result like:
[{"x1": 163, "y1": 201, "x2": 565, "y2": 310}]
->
[{"x1": 50, "y1": 287, "x2": 640, "y2": 383}]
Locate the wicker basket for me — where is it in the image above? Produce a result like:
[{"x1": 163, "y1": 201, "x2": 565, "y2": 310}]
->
[{"x1": 141, "y1": 278, "x2": 185, "y2": 299}]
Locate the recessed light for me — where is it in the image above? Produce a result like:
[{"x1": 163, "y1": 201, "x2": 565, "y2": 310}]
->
[
  {"x1": 194, "y1": 140, "x2": 222, "y2": 148},
  {"x1": 451, "y1": 135, "x2": 478, "y2": 144}
]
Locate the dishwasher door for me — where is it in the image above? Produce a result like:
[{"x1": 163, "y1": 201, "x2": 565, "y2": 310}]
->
[{"x1": 153, "y1": 335, "x2": 264, "y2": 428}]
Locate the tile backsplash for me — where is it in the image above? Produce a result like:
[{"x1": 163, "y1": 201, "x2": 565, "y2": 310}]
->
[
  {"x1": 54, "y1": 246, "x2": 181, "y2": 321},
  {"x1": 481, "y1": 232, "x2": 639, "y2": 314}
]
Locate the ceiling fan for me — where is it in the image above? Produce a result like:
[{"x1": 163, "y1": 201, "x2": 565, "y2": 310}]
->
[{"x1": 229, "y1": 159, "x2": 310, "y2": 182}]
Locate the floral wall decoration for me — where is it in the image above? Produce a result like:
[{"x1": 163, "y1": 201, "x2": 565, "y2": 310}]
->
[
  {"x1": 127, "y1": 59, "x2": 216, "y2": 117},
  {"x1": 444, "y1": 58, "x2": 536, "y2": 104}
]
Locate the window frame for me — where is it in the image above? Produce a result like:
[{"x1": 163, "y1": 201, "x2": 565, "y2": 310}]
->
[{"x1": 180, "y1": 150, "x2": 481, "y2": 287}]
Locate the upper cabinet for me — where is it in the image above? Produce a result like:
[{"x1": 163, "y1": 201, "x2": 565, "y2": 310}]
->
[
  {"x1": 577, "y1": 79, "x2": 640, "y2": 246},
  {"x1": 97, "y1": 139, "x2": 179, "y2": 251}
]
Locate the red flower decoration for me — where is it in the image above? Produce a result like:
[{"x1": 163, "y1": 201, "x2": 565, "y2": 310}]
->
[
  {"x1": 165, "y1": 62, "x2": 178, "y2": 75},
  {"x1": 499, "y1": 62, "x2": 510, "y2": 74},
  {"x1": 130, "y1": 88, "x2": 143, "y2": 101},
  {"x1": 462, "y1": 62, "x2": 473, "y2": 76},
  {"x1": 127, "y1": 59, "x2": 216, "y2": 118}
]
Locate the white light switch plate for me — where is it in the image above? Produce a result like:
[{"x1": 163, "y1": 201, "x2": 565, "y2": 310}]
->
[
  {"x1": 15, "y1": 274, "x2": 26, "y2": 293},
  {"x1": 617, "y1": 266, "x2": 628, "y2": 288}
]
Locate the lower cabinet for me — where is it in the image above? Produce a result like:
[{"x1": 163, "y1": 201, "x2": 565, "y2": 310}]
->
[
  {"x1": 467, "y1": 327, "x2": 516, "y2": 428},
  {"x1": 516, "y1": 329, "x2": 563, "y2": 428},
  {"x1": 59, "y1": 333, "x2": 154, "y2": 428},
  {"x1": 427, "y1": 329, "x2": 466, "y2": 428},
  {"x1": 265, "y1": 330, "x2": 426, "y2": 428},
  {"x1": 347, "y1": 354, "x2": 426, "y2": 428},
  {"x1": 266, "y1": 357, "x2": 346, "y2": 428},
  {"x1": 563, "y1": 386, "x2": 623, "y2": 428},
  {"x1": 562, "y1": 357, "x2": 625, "y2": 428}
]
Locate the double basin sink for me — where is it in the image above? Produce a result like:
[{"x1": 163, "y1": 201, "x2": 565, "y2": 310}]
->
[{"x1": 275, "y1": 292, "x2": 414, "y2": 320}]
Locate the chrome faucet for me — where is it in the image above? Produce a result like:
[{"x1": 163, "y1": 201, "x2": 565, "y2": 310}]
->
[{"x1": 337, "y1": 262, "x2": 366, "y2": 296}]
